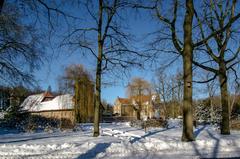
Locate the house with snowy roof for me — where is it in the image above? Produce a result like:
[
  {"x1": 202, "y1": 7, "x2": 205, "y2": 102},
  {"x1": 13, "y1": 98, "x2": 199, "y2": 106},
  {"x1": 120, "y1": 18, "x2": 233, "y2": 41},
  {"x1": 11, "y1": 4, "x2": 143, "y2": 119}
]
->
[
  {"x1": 113, "y1": 94, "x2": 161, "y2": 119},
  {"x1": 21, "y1": 92, "x2": 75, "y2": 123}
]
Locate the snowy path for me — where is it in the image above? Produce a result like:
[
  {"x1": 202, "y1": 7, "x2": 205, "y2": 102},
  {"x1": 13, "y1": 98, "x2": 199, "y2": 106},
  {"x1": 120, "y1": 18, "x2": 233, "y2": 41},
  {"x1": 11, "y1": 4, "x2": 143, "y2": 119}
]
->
[
  {"x1": 101, "y1": 124, "x2": 240, "y2": 158},
  {"x1": 0, "y1": 123, "x2": 240, "y2": 158}
]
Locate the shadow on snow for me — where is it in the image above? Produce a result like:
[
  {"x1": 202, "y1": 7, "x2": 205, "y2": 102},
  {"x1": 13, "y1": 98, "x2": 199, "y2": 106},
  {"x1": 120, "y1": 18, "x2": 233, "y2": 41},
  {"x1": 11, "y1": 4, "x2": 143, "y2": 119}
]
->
[{"x1": 76, "y1": 143, "x2": 111, "y2": 159}]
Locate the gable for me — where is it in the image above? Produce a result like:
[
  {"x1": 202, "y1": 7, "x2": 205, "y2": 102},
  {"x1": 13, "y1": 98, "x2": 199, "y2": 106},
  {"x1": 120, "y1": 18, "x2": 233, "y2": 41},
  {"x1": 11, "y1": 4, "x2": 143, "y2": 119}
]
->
[{"x1": 117, "y1": 97, "x2": 131, "y2": 105}]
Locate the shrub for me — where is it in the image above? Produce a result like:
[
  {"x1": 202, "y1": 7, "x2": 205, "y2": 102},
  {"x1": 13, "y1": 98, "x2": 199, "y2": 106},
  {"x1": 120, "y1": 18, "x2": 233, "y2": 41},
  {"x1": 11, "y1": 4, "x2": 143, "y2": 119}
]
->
[
  {"x1": 60, "y1": 118, "x2": 75, "y2": 130},
  {"x1": 145, "y1": 119, "x2": 168, "y2": 128},
  {"x1": 5, "y1": 114, "x2": 75, "y2": 132},
  {"x1": 3, "y1": 104, "x2": 26, "y2": 128}
]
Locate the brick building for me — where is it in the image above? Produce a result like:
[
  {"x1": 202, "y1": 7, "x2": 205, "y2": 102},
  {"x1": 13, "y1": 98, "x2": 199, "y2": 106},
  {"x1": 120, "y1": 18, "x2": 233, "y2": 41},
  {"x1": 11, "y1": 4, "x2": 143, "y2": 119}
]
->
[{"x1": 113, "y1": 94, "x2": 161, "y2": 119}]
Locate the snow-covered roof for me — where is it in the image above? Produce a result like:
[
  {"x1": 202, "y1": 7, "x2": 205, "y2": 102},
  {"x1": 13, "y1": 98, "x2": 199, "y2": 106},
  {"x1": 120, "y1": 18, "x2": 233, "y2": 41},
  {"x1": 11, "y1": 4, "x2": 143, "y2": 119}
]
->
[
  {"x1": 21, "y1": 93, "x2": 45, "y2": 111},
  {"x1": 21, "y1": 93, "x2": 74, "y2": 112}
]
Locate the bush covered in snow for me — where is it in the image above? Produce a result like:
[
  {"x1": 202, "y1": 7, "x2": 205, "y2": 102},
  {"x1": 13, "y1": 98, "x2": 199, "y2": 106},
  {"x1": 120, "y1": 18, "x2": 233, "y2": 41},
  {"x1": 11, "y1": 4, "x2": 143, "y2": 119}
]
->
[
  {"x1": 22, "y1": 115, "x2": 60, "y2": 132},
  {"x1": 231, "y1": 103, "x2": 240, "y2": 120},
  {"x1": 1, "y1": 113, "x2": 75, "y2": 132},
  {"x1": 22, "y1": 115, "x2": 75, "y2": 132},
  {"x1": 130, "y1": 120, "x2": 144, "y2": 128},
  {"x1": 3, "y1": 104, "x2": 25, "y2": 128},
  {"x1": 194, "y1": 100, "x2": 221, "y2": 126}
]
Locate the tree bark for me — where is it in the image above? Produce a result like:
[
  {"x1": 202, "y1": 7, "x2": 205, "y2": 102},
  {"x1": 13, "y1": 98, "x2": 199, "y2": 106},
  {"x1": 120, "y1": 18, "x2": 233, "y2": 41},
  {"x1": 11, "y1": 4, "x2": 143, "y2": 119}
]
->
[
  {"x1": 74, "y1": 79, "x2": 80, "y2": 122},
  {"x1": 219, "y1": 62, "x2": 230, "y2": 134},
  {"x1": 210, "y1": 97, "x2": 213, "y2": 124},
  {"x1": 93, "y1": 0, "x2": 103, "y2": 137},
  {"x1": 79, "y1": 78, "x2": 87, "y2": 122},
  {"x1": 137, "y1": 89, "x2": 142, "y2": 120},
  {"x1": 0, "y1": 0, "x2": 4, "y2": 14},
  {"x1": 137, "y1": 110, "x2": 141, "y2": 120},
  {"x1": 181, "y1": 0, "x2": 195, "y2": 142}
]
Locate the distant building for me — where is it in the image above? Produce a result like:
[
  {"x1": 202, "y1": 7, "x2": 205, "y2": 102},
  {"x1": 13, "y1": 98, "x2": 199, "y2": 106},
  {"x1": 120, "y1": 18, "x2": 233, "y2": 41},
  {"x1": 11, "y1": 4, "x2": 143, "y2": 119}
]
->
[
  {"x1": 21, "y1": 92, "x2": 94, "y2": 122},
  {"x1": 113, "y1": 94, "x2": 161, "y2": 119},
  {"x1": 21, "y1": 92, "x2": 76, "y2": 123},
  {"x1": 114, "y1": 97, "x2": 132, "y2": 116}
]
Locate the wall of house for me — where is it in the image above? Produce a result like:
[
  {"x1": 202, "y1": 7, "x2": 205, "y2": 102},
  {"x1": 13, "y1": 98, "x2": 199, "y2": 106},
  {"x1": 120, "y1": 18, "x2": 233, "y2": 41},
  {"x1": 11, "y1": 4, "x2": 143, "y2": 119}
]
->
[
  {"x1": 30, "y1": 109, "x2": 75, "y2": 123},
  {"x1": 113, "y1": 97, "x2": 159, "y2": 119},
  {"x1": 141, "y1": 104, "x2": 155, "y2": 118},
  {"x1": 121, "y1": 105, "x2": 134, "y2": 116},
  {"x1": 113, "y1": 100, "x2": 121, "y2": 115}
]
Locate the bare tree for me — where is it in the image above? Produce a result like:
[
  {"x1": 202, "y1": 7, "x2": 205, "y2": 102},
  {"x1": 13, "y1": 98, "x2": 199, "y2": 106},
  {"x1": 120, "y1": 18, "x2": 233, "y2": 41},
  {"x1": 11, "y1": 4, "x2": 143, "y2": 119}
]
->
[
  {"x1": 153, "y1": 70, "x2": 183, "y2": 119},
  {"x1": 61, "y1": 0, "x2": 143, "y2": 137},
  {"x1": 153, "y1": 72, "x2": 169, "y2": 119},
  {"x1": 127, "y1": 77, "x2": 152, "y2": 120},
  {"x1": 229, "y1": 83, "x2": 240, "y2": 116},
  {"x1": 0, "y1": 0, "x2": 76, "y2": 87},
  {"x1": 0, "y1": 1, "x2": 43, "y2": 86},
  {"x1": 181, "y1": 0, "x2": 194, "y2": 140},
  {"x1": 205, "y1": 74, "x2": 217, "y2": 124},
  {"x1": 170, "y1": 72, "x2": 183, "y2": 118},
  {"x1": 58, "y1": 64, "x2": 94, "y2": 123},
  {"x1": 132, "y1": 0, "x2": 196, "y2": 141},
  {"x1": 136, "y1": 0, "x2": 240, "y2": 141},
  {"x1": 151, "y1": 0, "x2": 195, "y2": 141},
  {"x1": 0, "y1": 0, "x2": 4, "y2": 13},
  {"x1": 58, "y1": 64, "x2": 92, "y2": 93},
  {"x1": 193, "y1": 0, "x2": 240, "y2": 134}
]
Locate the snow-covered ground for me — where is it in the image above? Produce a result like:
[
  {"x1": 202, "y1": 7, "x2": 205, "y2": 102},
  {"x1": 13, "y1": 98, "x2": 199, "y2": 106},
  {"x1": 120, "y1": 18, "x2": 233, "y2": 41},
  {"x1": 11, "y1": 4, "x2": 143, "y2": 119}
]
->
[{"x1": 0, "y1": 120, "x2": 240, "y2": 159}]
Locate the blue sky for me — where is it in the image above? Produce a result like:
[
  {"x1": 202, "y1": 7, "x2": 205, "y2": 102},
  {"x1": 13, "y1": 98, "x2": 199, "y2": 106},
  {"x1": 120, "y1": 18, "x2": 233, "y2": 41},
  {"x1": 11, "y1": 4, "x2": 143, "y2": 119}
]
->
[
  {"x1": 32, "y1": 1, "x2": 232, "y2": 104},
  {"x1": 33, "y1": 5, "x2": 163, "y2": 104},
  {"x1": 2, "y1": 0, "x2": 239, "y2": 106},
  {"x1": 34, "y1": 54, "x2": 158, "y2": 104},
  {"x1": 31, "y1": 1, "x2": 212, "y2": 104}
]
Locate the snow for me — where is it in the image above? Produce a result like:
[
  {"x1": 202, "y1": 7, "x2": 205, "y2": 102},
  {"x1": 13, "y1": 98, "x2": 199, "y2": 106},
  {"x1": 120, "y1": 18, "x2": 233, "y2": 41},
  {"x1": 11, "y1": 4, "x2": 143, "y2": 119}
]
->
[
  {"x1": 0, "y1": 111, "x2": 5, "y2": 119},
  {"x1": 21, "y1": 93, "x2": 44, "y2": 111},
  {"x1": 167, "y1": 118, "x2": 182, "y2": 128},
  {"x1": 21, "y1": 94, "x2": 74, "y2": 112},
  {"x1": 0, "y1": 120, "x2": 240, "y2": 158},
  {"x1": 37, "y1": 94, "x2": 74, "y2": 111}
]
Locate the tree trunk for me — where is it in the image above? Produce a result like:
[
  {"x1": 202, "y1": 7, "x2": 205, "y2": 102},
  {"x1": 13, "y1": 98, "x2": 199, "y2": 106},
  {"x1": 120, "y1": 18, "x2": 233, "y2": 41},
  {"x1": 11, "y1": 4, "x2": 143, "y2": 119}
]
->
[
  {"x1": 93, "y1": 0, "x2": 103, "y2": 137},
  {"x1": 79, "y1": 79, "x2": 83, "y2": 122},
  {"x1": 210, "y1": 97, "x2": 213, "y2": 124},
  {"x1": 137, "y1": 110, "x2": 141, "y2": 120},
  {"x1": 0, "y1": 0, "x2": 4, "y2": 14},
  {"x1": 181, "y1": 0, "x2": 194, "y2": 142},
  {"x1": 136, "y1": 89, "x2": 142, "y2": 120},
  {"x1": 85, "y1": 81, "x2": 89, "y2": 122},
  {"x1": 89, "y1": 83, "x2": 94, "y2": 122},
  {"x1": 93, "y1": 49, "x2": 102, "y2": 137},
  {"x1": 74, "y1": 79, "x2": 80, "y2": 122},
  {"x1": 219, "y1": 62, "x2": 230, "y2": 135},
  {"x1": 163, "y1": 102, "x2": 167, "y2": 120},
  {"x1": 80, "y1": 78, "x2": 87, "y2": 122}
]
